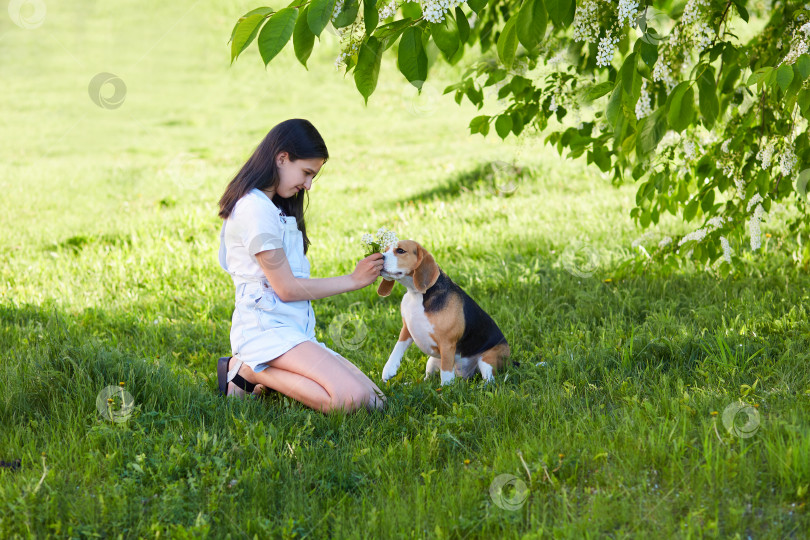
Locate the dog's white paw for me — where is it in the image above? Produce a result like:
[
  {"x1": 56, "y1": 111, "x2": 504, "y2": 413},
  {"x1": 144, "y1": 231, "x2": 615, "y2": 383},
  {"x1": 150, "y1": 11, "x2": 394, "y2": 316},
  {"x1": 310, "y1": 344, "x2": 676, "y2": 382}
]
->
[
  {"x1": 381, "y1": 363, "x2": 399, "y2": 382},
  {"x1": 440, "y1": 370, "x2": 456, "y2": 386}
]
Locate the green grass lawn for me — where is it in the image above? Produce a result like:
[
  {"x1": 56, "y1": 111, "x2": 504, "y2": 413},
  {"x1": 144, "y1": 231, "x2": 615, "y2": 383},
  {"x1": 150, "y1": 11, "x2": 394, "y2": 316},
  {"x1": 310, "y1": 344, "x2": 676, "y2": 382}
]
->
[{"x1": 2, "y1": 2, "x2": 810, "y2": 538}]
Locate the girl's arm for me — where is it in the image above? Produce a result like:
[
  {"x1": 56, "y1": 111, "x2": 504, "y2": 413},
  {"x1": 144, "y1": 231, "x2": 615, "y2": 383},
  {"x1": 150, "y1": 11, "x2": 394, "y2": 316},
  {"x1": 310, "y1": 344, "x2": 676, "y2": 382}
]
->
[{"x1": 256, "y1": 249, "x2": 384, "y2": 302}]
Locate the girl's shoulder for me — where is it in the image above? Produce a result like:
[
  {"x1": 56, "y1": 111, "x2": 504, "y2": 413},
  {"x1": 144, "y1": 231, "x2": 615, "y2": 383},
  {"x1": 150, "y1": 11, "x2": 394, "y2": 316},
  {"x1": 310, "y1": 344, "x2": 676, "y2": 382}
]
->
[{"x1": 233, "y1": 189, "x2": 283, "y2": 218}]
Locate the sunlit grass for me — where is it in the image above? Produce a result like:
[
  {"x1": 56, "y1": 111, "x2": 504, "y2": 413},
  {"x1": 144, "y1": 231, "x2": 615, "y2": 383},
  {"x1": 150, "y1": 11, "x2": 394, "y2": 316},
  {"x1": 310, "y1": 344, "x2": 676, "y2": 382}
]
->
[{"x1": 1, "y1": 1, "x2": 809, "y2": 538}]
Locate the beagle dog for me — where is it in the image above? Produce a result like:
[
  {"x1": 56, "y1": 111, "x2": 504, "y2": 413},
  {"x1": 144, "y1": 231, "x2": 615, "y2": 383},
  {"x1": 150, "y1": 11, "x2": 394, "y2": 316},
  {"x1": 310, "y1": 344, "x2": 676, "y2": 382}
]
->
[{"x1": 377, "y1": 240, "x2": 510, "y2": 385}]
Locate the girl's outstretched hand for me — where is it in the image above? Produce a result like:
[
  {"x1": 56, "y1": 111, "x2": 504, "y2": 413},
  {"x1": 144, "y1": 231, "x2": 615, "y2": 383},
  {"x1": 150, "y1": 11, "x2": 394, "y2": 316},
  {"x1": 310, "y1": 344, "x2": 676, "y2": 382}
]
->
[{"x1": 351, "y1": 253, "x2": 384, "y2": 289}]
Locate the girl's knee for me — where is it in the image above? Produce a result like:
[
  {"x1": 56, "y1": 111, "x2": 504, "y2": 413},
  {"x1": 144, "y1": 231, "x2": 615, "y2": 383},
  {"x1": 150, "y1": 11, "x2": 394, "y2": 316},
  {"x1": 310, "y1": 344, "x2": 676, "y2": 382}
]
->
[{"x1": 329, "y1": 387, "x2": 384, "y2": 413}]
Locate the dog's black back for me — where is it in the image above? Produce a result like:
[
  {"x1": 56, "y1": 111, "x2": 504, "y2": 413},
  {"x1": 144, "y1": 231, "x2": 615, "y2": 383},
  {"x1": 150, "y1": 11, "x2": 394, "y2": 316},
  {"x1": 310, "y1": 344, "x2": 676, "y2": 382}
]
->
[{"x1": 422, "y1": 268, "x2": 508, "y2": 358}]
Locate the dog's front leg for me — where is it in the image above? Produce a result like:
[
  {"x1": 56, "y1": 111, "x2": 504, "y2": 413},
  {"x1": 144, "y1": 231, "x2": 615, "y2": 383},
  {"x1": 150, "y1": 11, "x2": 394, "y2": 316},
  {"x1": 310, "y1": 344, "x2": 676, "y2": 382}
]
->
[
  {"x1": 382, "y1": 324, "x2": 412, "y2": 382},
  {"x1": 439, "y1": 342, "x2": 457, "y2": 386}
]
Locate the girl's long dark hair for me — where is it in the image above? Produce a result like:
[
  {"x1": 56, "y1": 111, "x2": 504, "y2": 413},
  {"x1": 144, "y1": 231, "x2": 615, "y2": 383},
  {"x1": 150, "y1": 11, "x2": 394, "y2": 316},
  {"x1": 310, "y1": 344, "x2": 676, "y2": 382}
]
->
[{"x1": 218, "y1": 118, "x2": 329, "y2": 254}]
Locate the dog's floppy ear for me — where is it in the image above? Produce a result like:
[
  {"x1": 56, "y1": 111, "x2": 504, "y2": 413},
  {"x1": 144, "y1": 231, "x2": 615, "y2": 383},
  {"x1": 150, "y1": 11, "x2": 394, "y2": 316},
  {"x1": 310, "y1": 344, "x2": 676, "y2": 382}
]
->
[
  {"x1": 413, "y1": 245, "x2": 440, "y2": 294},
  {"x1": 377, "y1": 278, "x2": 395, "y2": 297}
]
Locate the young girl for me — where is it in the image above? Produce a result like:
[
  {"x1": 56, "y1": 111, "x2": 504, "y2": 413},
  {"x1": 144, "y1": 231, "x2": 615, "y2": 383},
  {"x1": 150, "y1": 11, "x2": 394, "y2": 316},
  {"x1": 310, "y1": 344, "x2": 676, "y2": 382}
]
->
[{"x1": 216, "y1": 118, "x2": 386, "y2": 413}]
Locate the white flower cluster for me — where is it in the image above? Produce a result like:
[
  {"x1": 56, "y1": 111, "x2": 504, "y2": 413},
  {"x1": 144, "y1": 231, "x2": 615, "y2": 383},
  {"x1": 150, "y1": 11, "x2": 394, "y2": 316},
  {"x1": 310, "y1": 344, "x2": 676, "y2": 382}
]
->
[
  {"x1": 572, "y1": 0, "x2": 601, "y2": 43},
  {"x1": 747, "y1": 193, "x2": 763, "y2": 212},
  {"x1": 693, "y1": 22, "x2": 714, "y2": 53},
  {"x1": 735, "y1": 175, "x2": 746, "y2": 199},
  {"x1": 681, "y1": 0, "x2": 709, "y2": 26},
  {"x1": 678, "y1": 227, "x2": 708, "y2": 245},
  {"x1": 659, "y1": 130, "x2": 681, "y2": 149},
  {"x1": 779, "y1": 145, "x2": 797, "y2": 177},
  {"x1": 378, "y1": 0, "x2": 400, "y2": 21},
  {"x1": 747, "y1": 194, "x2": 765, "y2": 251},
  {"x1": 635, "y1": 80, "x2": 652, "y2": 119},
  {"x1": 651, "y1": 0, "x2": 716, "y2": 95},
  {"x1": 678, "y1": 215, "x2": 725, "y2": 247},
  {"x1": 652, "y1": 61, "x2": 676, "y2": 92},
  {"x1": 720, "y1": 236, "x2": 732, "y2": 263},
  {"x1": 361, "y1": 227, "x2": 399, "y2": 253},
  {"x1": 547, "y1": 51, "x2": 568, "y2": 68},
  {"x1": 596, "y1": 31, "x2": 620, "y2": 67},
  {"x1": 756, "y1": 140, "x2": 775, "y2": 170},
  {"x1": 658, "y1": 236, "x2": 673, "y2": 248},
  {"x1": 420, "y1": 0, "x2": 466, "y2": 24},
  {"x1": 617, "y1": 0, "x2": 639, "y2": 27},
  {"x1": 721, "y1": 138, "x2": 731, "y2": 153},
  {"x1": 782, "y1": 22, "x2": 810, "y2": 65},
  {"x1": 631, "y1": 230, "x2": 656, "y2": 248},
  {"x1": 334, "y1": 40, "x2": 360, "y2": 70},
  {"x1": 682, "y1": 139, "x2": 697, "y2": 161},
  {"x1": 332, "y1": 0, "x2": 345, "y2": 21}
]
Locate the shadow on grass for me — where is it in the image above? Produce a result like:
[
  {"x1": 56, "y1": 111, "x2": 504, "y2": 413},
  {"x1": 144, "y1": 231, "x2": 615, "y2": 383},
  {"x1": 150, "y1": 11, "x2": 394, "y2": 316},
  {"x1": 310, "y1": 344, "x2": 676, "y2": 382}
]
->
[
  {"x1": 2, "y1": 245, "x2": 808, "y2": 438},
  {"x1": 398, "y1": 160, "x2": 531, "y2": 205}
]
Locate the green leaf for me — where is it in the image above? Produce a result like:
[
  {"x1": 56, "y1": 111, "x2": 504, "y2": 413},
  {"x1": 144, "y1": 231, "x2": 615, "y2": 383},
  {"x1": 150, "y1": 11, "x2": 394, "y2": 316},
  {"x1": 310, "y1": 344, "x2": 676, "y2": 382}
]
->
[
  {"x1": 511, "y1": 111, "x2": 525, "y2": 135},
  {"x1": 333, "y1": 0, "x2": 360, "y2": 28},
  {"x1": 545, "y1": 0, "x2": 574, "y2": 27},
  {"x1": 470, "y1": 115, "x2": 490, "y2": 135},
  {"x1": 619, "y1": 52, "x2": 641, "y2": 106},
  {"x1": 307, "y1": 0, "x2": 336, "y2": 37},
  {"x1": 496, "y1": 15, "x2": 519, "y2": 68},
  {"x1": 229, "y1": 7, "x2": 273, "y2": 43},
  {"x1": 584, "y1": 81, "x2": 614, "y2": 101},
  {"x1": 467, "y1": 0, "x2": 488, "y2": 12},
  {"x1": 431, "y1": 16, "x2": 460, "y2": 62},
  {"x1": 354, "y1": 36, "x2": 384, "y2": 104},
  {"x1": 697, "y1": 66, "x2": 719, "y2": 128},
  {"x1": 684, "y1": 198, "x2": 699, "y2": 222},
  {"x1": 731, "y1": 0, "x2": 749, "y2": 22},
  {"x1": 495, "y1": 115, "x2": 513, "y2": 139},
  {"x1": 258, "y1": 8, "x2": 298, "y2": 66},
  {"x1": 796, "y1": 54, "x2": 810, "y2": 80},
  {"x1": 362, "y1": 0, "x2": 378, "y2": 35},
  {"x1": 397, "y1": 26, "x2": 428, "y2": 87},
  {"x1": 606, "y1": 82, "x2": 622, "y2": 128},
  {"x1": 721, "y1": 65, "x2": 741, "y2": 93},
  {"x1": 402, "y1": 2, "x2": 423, "y2": 19},
  {"x1": 373, "y1": 18, "x2": 414, "y2": 41},
  {"x1": 640, "y1": 209, "x2": 651, "y2": 228},
  {"x1": 777, "y1": 63, "x2": 795, "y2": 91},
  {"x1": 701, "y1": 189, "x2": 715, "y2": 212},
  {"x1": 667, "y1": 82, "x2": 694, "y2": 132},
  {"x1": 746, "y1": 66, "x2": 773, "y2": 87},
  {"x1": 517, "y1": 0, "x2": 547, "y2": 51},
  {"x1": 589, "y1": 145, "x2": 611, "y2": 172},
  {"x1": 455, "y1": 6, "x2": 470, "y2": 44},
  {"x1": 638, "y1": 39, "x2": 658, "y2": 68},
  {"x1": 230, "y1": 10, "x2": 273, "y2": 65},
  {"x1": 293, "y1": 5, "x2": 315, "y2": 68},
  {"x1": 636, "y1": 107, "x2": 667, "y2": 158}
]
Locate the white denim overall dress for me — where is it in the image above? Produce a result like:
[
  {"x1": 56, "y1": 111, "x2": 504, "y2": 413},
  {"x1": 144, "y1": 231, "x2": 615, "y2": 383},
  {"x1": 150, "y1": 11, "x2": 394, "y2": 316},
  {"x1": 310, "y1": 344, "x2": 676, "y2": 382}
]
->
[{"x1": 219, "y1": 188, "x2": 328, "y2": 383}]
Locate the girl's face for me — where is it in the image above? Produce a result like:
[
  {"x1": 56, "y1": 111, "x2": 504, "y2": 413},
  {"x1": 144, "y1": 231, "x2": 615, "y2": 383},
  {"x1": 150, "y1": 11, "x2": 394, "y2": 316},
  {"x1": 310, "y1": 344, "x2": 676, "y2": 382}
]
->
[{"x1": 275, "y1": 151, "x2": 324, "y2": 198}]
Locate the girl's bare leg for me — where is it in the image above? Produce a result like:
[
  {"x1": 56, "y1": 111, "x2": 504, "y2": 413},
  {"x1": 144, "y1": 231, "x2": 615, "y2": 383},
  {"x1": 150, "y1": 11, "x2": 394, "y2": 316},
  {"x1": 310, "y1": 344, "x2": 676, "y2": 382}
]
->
[
  {"x1": 228, "y1": 342, "x2": 386, "y2": 412},
  {"x1": 327, "y1": 350, "x2": 385, "y2": 399}
]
